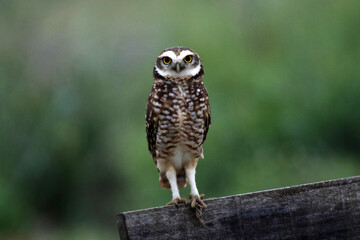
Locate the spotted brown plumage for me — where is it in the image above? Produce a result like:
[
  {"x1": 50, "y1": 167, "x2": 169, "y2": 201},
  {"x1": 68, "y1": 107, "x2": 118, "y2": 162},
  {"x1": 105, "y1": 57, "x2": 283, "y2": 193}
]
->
[{"x1": 145, "y1": 46, "x2": 210, "y2": 208}]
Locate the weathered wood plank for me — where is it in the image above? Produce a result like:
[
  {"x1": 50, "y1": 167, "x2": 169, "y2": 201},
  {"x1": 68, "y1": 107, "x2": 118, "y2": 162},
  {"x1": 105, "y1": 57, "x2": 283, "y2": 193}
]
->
[{"x1": 117, "y1": 176, "x2": 360, "y2": 240}]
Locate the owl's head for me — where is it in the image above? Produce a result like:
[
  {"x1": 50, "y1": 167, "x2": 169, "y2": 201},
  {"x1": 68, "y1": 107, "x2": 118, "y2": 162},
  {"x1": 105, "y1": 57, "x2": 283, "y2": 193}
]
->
[{"x1": 154, "y1": 46, "x2": 203, "y2": 80}]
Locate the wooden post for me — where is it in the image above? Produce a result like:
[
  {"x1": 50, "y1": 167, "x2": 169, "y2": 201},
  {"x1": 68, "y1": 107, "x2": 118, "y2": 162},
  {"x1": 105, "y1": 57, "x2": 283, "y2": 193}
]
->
[{"x1": 117, "y1": 176, "x2": 360, "y2": 239}]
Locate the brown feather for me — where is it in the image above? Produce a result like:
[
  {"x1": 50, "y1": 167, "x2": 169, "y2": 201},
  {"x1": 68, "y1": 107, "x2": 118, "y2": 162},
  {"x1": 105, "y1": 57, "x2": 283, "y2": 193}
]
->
[{"x1": 145, "y1": 88, "x2": 158, "y2": 163}]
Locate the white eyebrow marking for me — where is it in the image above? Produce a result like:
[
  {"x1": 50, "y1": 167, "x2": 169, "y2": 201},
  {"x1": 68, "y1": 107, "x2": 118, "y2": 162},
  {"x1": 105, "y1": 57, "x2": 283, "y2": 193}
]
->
[
  {"x1": 177, "y1": 50, "x2": 194, "y2": 60},
  {"x1": 159, "y1": 50, "x2": 196, "y2": 63},
  {"x1": 159, "y1": 51, "x2": 177, "y2": 59}
]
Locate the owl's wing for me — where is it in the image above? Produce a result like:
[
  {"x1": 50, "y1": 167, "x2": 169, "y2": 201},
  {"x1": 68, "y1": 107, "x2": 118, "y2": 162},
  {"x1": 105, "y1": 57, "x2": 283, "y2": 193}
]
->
[
  {"x1": 202, "y1": 106, "x2": 211, "y2": 145},
  {"x1": 146, "y1": 94, "x2": 158, "y2": 163},
  {"x1": 201, "y1": 86, "x2": 211, "y2": 145}
]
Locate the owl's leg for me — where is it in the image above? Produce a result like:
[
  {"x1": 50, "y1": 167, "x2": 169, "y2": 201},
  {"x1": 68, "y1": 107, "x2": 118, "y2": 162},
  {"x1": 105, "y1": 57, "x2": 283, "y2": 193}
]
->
[
  {"x1": 185, "y1": 163, "x2": 207, "y2": 209},
  {"x1": 166, "y1": 167, "x2": 187, "y2": 206}
]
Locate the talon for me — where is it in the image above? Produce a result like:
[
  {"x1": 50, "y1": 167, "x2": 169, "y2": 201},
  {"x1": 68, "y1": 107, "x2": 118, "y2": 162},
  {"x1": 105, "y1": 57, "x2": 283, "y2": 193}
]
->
[
  {"x1": 167, "y1": 197, "x2": 187, "y2": 206},
  {"x1": 189, "y1": 193, "x2": 207, "y2": 209}
]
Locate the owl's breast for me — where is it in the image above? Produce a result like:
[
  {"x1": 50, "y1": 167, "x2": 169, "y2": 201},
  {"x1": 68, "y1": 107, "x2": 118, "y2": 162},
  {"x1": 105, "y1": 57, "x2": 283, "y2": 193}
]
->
[{"x1": 154, "y1": 82, "x2": 206, "y2": 160}]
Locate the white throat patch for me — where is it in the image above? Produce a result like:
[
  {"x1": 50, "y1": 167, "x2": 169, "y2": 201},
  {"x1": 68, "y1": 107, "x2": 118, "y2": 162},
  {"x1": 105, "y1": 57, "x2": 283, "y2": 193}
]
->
[{"x1": 155, "y1": 64, "x2": 201, "y2": 78}]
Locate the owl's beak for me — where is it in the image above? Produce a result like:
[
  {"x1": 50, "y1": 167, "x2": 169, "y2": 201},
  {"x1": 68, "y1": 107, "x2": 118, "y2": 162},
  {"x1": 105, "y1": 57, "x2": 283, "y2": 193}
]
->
[{"x1": 175, "y1": 62, "x2": 181, "y2": 73}]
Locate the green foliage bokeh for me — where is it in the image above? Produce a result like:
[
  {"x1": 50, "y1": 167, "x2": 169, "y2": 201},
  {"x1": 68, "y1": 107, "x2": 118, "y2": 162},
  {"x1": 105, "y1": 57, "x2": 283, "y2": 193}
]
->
[{"x1": 1, "y1": 1, "x2": 360, "y2": 239}]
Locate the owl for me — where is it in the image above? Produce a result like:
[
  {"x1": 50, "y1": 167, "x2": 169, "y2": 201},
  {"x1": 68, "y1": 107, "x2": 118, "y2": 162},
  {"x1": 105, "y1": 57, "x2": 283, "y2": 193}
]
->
[{"x1": 146, "y1": 46, "x2": 211, "y2": 209}]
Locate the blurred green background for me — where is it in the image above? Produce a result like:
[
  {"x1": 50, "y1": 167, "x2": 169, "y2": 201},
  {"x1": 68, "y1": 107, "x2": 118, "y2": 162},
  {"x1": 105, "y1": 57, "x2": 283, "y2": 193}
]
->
[{"x1": 1, "y1": 0, "x2": 360, "y2": 239}]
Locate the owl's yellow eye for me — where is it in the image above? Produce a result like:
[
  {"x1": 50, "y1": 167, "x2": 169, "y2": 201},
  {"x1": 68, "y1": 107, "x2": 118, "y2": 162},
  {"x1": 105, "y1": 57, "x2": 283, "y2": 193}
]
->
[
  {"x1": 162, "y1": 57, "x2": 172, "y2": 65},
  {"x1": 184, "y1": 55, "x2": 193, "y2": 63}
]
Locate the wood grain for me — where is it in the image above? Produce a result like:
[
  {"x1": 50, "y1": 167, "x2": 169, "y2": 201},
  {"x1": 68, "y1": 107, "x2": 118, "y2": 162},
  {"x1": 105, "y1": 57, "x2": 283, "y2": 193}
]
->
[{"x1": 117, "y1": 176, "x2": 360, "y2": 240}]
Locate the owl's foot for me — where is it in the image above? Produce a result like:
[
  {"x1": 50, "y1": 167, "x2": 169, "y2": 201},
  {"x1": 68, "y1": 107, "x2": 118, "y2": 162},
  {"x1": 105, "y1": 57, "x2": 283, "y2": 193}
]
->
[
  {"x1": 189, "y1": 193, "x2": 207, "y2": 226},
  {"x1": 189, "y1": 193, "x2": 207, "y2": 209},
  {"x1": 167, "y1": 197, "x2": 187, "y2": 206}
]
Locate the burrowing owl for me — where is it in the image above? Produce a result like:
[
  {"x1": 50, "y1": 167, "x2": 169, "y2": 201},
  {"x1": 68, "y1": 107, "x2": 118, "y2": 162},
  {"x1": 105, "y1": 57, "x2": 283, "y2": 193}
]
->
[{"x1": 146, "y1": 46, "x2": 211, "y2": 208}]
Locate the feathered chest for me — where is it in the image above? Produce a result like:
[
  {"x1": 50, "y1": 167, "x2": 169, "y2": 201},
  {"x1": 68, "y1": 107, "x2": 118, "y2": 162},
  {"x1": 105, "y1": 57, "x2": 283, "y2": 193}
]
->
[
  {"x1": 146, "y1": 78, "x2": 211, "y2": 160},
  {"x1": 151, "y1": 80, "x2": 208, "y2": 141}
]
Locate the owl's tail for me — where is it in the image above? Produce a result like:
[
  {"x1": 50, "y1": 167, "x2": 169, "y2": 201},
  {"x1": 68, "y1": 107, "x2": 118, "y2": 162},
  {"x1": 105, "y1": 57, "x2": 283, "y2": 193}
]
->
[{"x1": 159, "y1": 168, "x2": 188, "y2": 189}]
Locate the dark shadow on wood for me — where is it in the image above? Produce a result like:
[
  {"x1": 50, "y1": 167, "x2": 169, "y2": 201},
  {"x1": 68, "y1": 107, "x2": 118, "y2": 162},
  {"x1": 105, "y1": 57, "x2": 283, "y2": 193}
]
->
[{"x1": 117, "y1": 176, "x2": 360, "y2": 240}]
